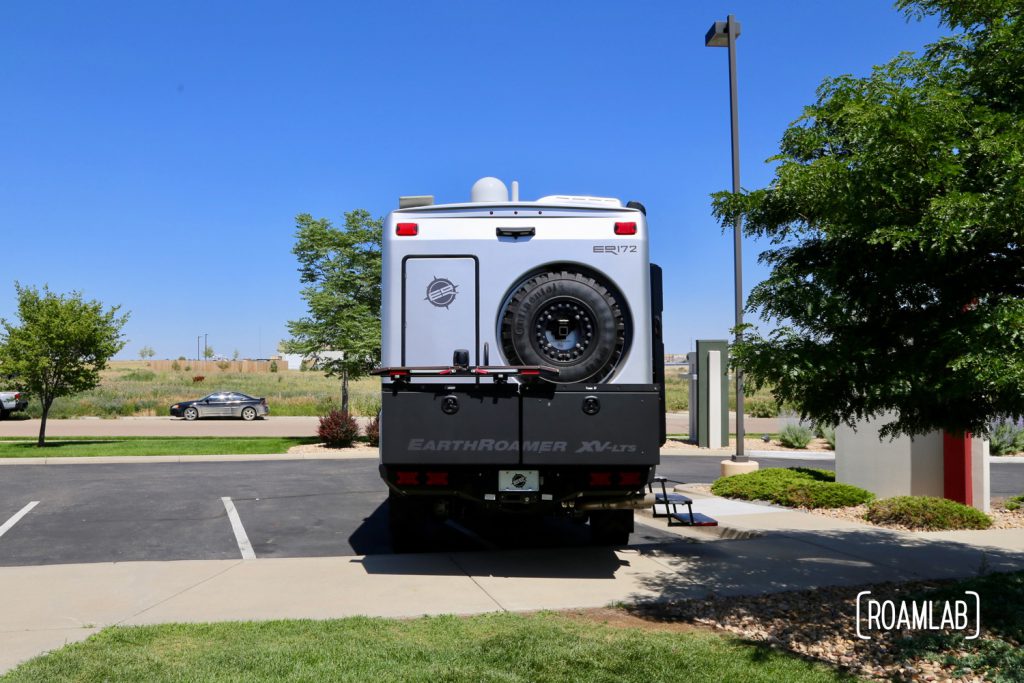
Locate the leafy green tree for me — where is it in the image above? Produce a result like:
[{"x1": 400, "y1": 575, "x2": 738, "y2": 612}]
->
[
  {"x1": 203, "y1": 345, "x2": 215, "y2": 360},
  {"x1": 712, "y1": 0, "x2": 1024, "y2": 439},
  {"x1": 138, "y1": 345, "x2": 155, "y2": 360},
  {"x1": 284, "y1": 210, "x2": 382, "y2": 414},
  {"x1": 0, "y1": 284, "x2": 128, "y2": 445}
]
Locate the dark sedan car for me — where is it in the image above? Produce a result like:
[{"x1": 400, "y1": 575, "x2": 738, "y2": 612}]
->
[{"x1": 170, "y1": 392, "x2": 269, "y2": 421}]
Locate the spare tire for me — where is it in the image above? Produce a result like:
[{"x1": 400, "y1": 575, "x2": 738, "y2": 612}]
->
[{"x1": 500, "y1": 270, "x2": 628, "y2": 383}]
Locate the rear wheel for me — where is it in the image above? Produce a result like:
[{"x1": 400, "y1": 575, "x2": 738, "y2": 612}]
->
[
  {"x1": 240, "y1": 406, "x2": 257, "y2": 421},
  {"x1": 0, "y1": 409, "x2": 8, "y2": 420},
  {"x1": 589, "y1": 509, "x2": 634, "y2": 546},
  {"x1": 388, "y1": 491, "x2": 429, "y2": 553},
  {"x1": 183, "y1": 406, "x2": 199, "y2": 421},
  {"x1": 500, "y1": 270, "x2": 628, "y2": 383}
]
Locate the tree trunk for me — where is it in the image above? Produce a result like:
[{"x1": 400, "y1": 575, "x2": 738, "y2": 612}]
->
[
  {"x1": 38, "y1": 398, "x2": 52, "y2": 447},
  {"x1": 341, "y1": 369, "x2": 350, "y2": 415}
]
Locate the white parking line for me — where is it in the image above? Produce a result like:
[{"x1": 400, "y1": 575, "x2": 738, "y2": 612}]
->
[
  {"x1": 221, "y1": 497, "x2": 256, "y2": 560},
  {"x1": 0, "y1": 501, "x2": 39, "y2": 540}
]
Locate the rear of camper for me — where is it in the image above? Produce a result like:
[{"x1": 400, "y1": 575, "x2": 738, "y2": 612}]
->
[{"x1": 374, "y1": 178, "x2": 665, "y2": 550}]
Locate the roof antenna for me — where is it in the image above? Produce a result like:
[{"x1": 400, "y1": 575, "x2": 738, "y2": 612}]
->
[{"x1": 511, "y1": 180, "x2": 519, "y2": 202}]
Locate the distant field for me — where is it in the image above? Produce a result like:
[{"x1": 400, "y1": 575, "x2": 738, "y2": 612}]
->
[
  {"x1": 663, "y1": 369, "x2": 781, "y2": 415},
  {"x1": 15, "y1": 363, "x2": 381, "y2": 419},
  {"x1": 7, "y1": 362, "x2": 781, "y2": 419}
]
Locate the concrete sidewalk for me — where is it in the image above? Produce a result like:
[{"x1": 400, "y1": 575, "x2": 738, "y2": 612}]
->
[
  {"x1": 4, "y1": 490, "x2": 1024, "y2": 674},
  {"x1": 1, "y1": 411, "x2": 777, "y2": 440},
  {"x1": 0, "y1": 446, "x2": 826, "y2": 466}
]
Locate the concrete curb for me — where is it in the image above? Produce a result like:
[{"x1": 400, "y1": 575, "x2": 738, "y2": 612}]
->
[
  {"x1": 0, "y1": 447, "x2": 838, "y2": 466},
  {"x1": 661, "y1": 448, "x2": 834, "y2": 460}
]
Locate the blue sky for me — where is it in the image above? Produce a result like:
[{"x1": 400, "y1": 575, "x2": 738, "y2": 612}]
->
[{"x1": 0, "y1": 1, "x2": 944, "y2": 360}]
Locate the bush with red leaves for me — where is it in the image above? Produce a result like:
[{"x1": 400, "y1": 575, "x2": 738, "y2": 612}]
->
[
  {"x1": 365, "y1": 412, "x2": 380, "y2": 447},
  {"x1": 318, "y1": 410, "x2": 359, "y2": 448}
]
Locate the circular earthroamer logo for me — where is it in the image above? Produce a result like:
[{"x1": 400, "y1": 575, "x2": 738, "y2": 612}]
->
[
  {"x1": 425, "y1": 277, "x2": 458, "y2": 309},
  {"x1": 511, "y1": 473, "x2": 527, "y2": 489}
]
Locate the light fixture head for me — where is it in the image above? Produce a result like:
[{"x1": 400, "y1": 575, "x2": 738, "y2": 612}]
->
[{"x1": 705, "y1": 18, "x2": 740, "y2": 47}]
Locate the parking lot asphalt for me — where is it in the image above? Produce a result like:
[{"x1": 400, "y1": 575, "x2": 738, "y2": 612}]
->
[
  {"x1": 0, "y1": 459, "x2": 684, "y2": 567},
  {"x1": 2, "y1": 455, "x2": 1020, "y2": 569}
]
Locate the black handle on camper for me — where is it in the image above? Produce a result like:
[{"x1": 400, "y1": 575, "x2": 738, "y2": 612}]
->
[{"x1": 496, "y1": 227, "x2": 535, "y2": 238}]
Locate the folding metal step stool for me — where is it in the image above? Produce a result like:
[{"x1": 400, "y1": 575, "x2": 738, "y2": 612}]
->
[{"x1": 651, "y1": 476, "x2": 718, "y2": 527}]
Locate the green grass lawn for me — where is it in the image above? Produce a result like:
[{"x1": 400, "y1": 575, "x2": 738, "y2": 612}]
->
[
  {"x1": 0, "y1": 437, "x2": 318, "y2": 458},
  {"x1": 0, "y1": 613, "x2": 859, "y2": 683}
]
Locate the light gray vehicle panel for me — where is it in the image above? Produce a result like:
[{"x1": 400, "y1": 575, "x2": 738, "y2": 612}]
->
[
  {"x1": 382, "y1": 205, "x2": 651, "y2": 385},
  {"x1": 402, "y1": 256, "x2": 478, "y2": 367}
]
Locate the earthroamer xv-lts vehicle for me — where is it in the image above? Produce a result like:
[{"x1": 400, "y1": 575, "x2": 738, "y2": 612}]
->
[{"x1": 374, "y1": 177, "x2": 665, "y2": 549}]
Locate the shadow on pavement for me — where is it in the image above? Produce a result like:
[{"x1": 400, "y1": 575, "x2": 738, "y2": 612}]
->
[
  {"x1": 352, "y1": 544, "x2": 636, "y2": 579},
  {"x1": 630, "y1": 528, "x2": 1024, "y2": 604},
  {"x1": 349, "y1": 500, "x2": 679, "y2": 579}
]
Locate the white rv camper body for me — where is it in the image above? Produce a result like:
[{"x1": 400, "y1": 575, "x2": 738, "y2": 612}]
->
[
  {"x1": 381, "y1": 200, "x2": 652, "y2": 382},
  {"x1": 376, "y1": 179, "x2": 666, "y2": 549}
]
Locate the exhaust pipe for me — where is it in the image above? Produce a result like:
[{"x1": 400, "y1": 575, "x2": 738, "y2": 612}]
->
[{"x1": 575, "y1": 493, "x2": 657, "y2": 511}]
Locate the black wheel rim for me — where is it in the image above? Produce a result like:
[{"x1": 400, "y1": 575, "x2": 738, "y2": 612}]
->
[{"x1": 530, "y1": 298, "x2": 598, "y2": 365}]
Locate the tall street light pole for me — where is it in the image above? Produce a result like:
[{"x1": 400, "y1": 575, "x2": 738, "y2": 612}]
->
[
  {"x1": 204, "y1": 333, "x2": 208, "y2": 360},
  {"x1": 706, "y1": 15, "x2": 747, "y2": 463},
  {"x1": 196, "y1": 335, "x2": 201, "y2": 363}
]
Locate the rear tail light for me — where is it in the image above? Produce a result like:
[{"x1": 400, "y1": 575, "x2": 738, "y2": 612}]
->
[
  {"x1": 614, "y1": 222, "x2": 637, "y2": 235},
  {"x1": 589, "y1": 472, "x2": 612, "y2": 487},
  {"x1": 618, "y1": 471, "x2": 642, "y2": 486},
  {"x1": 396, "y1": 223, "x2": 418, "y2": 236},
  {"x1": 425, "y1": 471, "x2": 449, "y2": 486},
  {"x1": 395, "y1": 471, "x2": 419, "y2": 485}
]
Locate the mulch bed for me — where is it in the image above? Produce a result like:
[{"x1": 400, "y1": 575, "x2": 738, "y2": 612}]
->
[{"x1": 618, "y1": 581, "x2": 999, "y2": 682}]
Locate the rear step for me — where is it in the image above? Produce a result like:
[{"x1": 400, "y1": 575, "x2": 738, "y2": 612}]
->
[{"x1": 651, "y1": 476, "x2": 718, "y2": 527}]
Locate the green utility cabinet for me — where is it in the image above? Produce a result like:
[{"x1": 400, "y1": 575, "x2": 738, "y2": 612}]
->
[{"x1": 687, "y1": 340, "x2": 730, "y2": 448}]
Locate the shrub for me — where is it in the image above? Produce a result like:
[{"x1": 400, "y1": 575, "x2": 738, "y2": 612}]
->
[
  {"x1": 318, "y1": 410, "x2": 359, "y2": 448},
  {"x1": 784, "y1": 481, "x2": 876, "y2": 508},
  {"x1": 122, "y1": 369, "x2": 156, "y2": 382},
  {"x1": 989, "y1": 418, "x2": 1024, "y2": 456},
  {"x1": 778, "y1": 423, "x2": 814, "y2": 449},
  {"x1": 745, "y1": 398, "x2": 778, "y2": 418},
  {"x1": 819, "y1": 425, "x2": 836, "y2": 450},
  {"x1": 787, "y1": 467, "x2": 835, "y2": 481},
  {"x1": 1005, "y1": 495, "x2": 1024, "y2": 512},
  {"x1": 711, "y1": 467, "x2": 873, "y2": 509},
  {"x1": 216, "y1": 361, "x2": 231, "y2": 371},
  {"x1": 171, "y1": 360, "x2": 181, "y2": 371},
  {"x1": 865, "y1": 496, "x2": 992, "y2": 530},
  {"x1": 365, "y1": 412, "x2": 380, "y2": 447},
  {"x1": 269, "y1": 360, "x2": 278, "y2": 373},
  {"x1": 184, "y1": 365, "x2": 192, "y2": 372},
  {"x1": 192, "y1": 375, "x2": 205, "y2": 383}
]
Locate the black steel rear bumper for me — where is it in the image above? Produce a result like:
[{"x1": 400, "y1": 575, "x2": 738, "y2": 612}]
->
[{"x1": 379, "y1": 382, "x2": 662, "y2": 467}]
